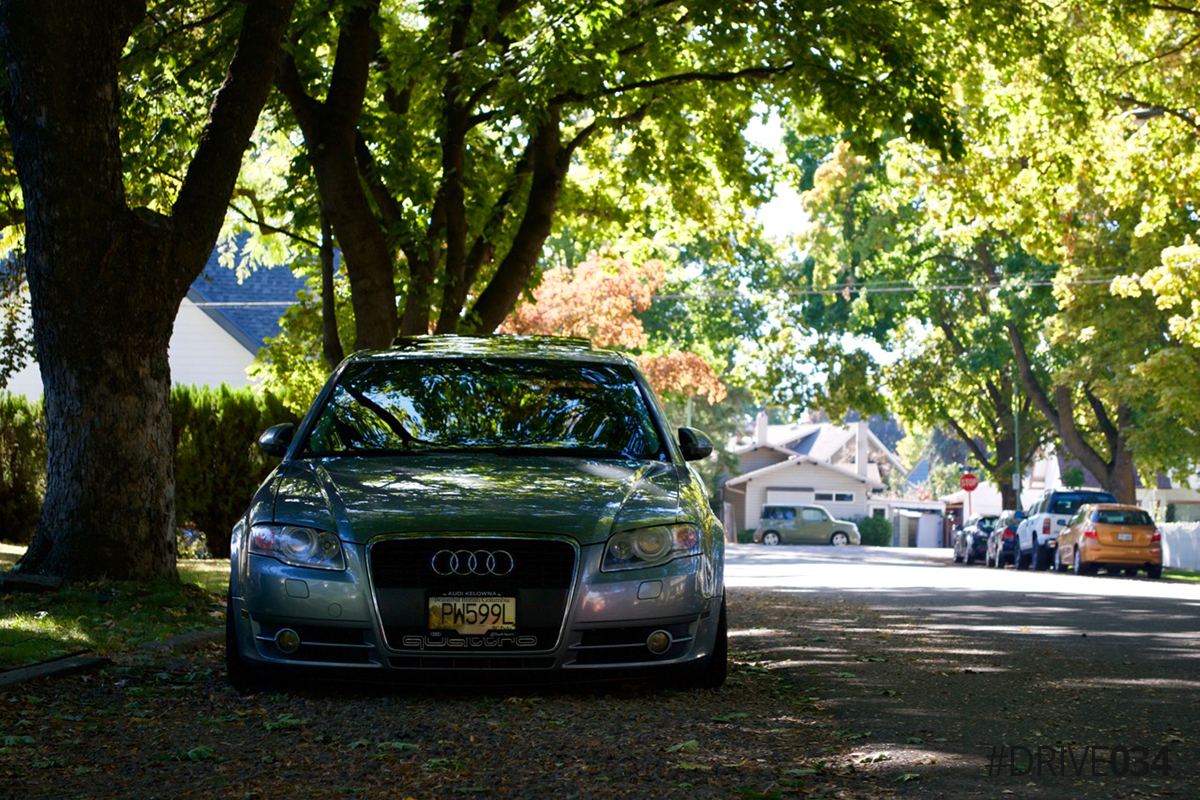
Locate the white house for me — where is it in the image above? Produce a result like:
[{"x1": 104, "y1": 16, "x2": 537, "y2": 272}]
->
[
  {"x1": 723, "y1": 413, "x2": 910, "y2": 531},
  {"x1": 4, "y1": 248, "x2": 306, "y2": 396}
]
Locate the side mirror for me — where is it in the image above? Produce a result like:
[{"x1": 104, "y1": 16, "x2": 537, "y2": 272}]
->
[
  {"x1": 258, "y1": 423, "x2": 295, "y2": 458},
  {"x1": 677, "y1": 427, "x2": 713, "y2": 462}
]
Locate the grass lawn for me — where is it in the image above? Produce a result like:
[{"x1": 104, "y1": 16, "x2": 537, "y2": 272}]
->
[
  {"x1": 1, "y1": 544, "x2": 229, "y2": 669},
  {"x1": 1163, "y1": 568, "x2": 1200, "y2": 582}
]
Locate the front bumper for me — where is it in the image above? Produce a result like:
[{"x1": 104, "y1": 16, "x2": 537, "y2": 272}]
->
[{"x1": 231, "y1": 534, "x2": 722, "y2": 681}]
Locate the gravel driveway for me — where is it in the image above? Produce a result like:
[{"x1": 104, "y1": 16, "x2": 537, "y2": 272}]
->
[{"x1": 3, "y1": 545, "x2": 1196, "y2": 798}]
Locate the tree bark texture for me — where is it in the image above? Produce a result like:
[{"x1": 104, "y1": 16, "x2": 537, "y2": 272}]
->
[{"x1": 1, "y1": 0, "x2": 293, "y2": 581}]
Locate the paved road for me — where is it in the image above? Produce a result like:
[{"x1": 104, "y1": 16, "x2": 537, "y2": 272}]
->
[{"x1": 724, "y1": 544, "x2": 1200, "y2": 798}]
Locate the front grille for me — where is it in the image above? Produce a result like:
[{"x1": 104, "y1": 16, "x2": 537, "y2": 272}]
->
[
  {"x1": 388, "y1": 655, "x2": 557, "y2": 670},
  {"x1": 369, "y1": 536, "x2": 577, "y2": 654}
]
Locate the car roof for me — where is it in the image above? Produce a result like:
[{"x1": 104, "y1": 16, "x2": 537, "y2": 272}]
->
[{"x1": 350, "y1": 334, "x2": 632, "y2": 365}]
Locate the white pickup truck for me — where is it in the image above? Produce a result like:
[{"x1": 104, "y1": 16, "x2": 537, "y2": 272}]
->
[{"x1": 1016, "y1": 488, "x2": 1118, "y2": 570}]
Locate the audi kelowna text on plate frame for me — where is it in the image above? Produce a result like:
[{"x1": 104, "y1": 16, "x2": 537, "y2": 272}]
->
[{"x1": 226, "y1": 335, "x2": 727, "y2": 689}]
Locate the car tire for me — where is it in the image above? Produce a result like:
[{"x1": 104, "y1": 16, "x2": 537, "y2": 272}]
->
[
  {"x1": 683, "y1": 598, "x2": 727, "y2": 690},
  {"x1": 1123, "y1": 567, "x2": 1137, "y2": 577},
  {"x1": 1054, "y1": 547, "x2": 1067, "y2": 572},
  {"x1": 1073, "y1": 547, "x2": 1097, "y2": 576},
  {"x1": 225, "y1": 595, "x2": 262, "y2": 695},
  {"x1": 965, "y1": 548, "x2": 976, "y2": 565},
  {"x1": 830, "y1": 532, "x2": 850, "y2": 546},
  {"x1": 1016, "y1": 550, "x2": 1031, "y2": 570},
  {"x1": 1147, "y1": 564, "x2": 1162, "y2": 579},
  {"x1": 761, "y1": 531, "x2": 781, "y2": 546},
  {"x1": 1032, "y1": 546, "x2": 1051, "y2": 571},
  {"x1": 953, "y1": 547, "x2": 963, "y2": 563}
]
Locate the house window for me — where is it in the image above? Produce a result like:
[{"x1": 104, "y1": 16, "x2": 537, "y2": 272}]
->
[
  {"x1": 814, "y1": 492, "x2": 833, "y2": 501},
  {"x1": 815, "y1": 492, "x2": 854, "y2": 503},
  {"x1": 835, "y1": 492, "x2": 854, "y2": 502},
  {"x1": 872, "y1": 508, "x2": 885, "y2": 518}
]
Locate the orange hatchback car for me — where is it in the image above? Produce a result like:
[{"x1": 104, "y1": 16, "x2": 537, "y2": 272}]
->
[{"x1": 1055, "y1": 504, "x2": 1162, "y2": 578}]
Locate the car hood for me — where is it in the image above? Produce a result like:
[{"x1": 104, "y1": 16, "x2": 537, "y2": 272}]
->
[{"x1": 268, "y1": 454, "x2": 683, "y2": 546}]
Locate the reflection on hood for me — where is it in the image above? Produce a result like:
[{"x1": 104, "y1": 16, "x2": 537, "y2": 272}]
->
[{"x1": 271, "y1": 453, "x2": 682, "y2": 546}]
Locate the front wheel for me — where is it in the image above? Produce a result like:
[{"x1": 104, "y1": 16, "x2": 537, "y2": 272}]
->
[
  {"x1": 761, "y1": 531, "x2": 781, "y2": 546},
  {"x1": 1016, "y1": 550, "x2": 1031, "y2": 570},
  {"x1": 683, "y1": 598, "x2": 727, "y2": 689},
  {"x1": 1147, "y1": 564, "x2": 1162, "y2": 579},
  {"x1": 830, "y1": 532, "x2": 850, "y2": 546},
  {"x1": 225, "y1": 596, "x2": 262, "y2": 695}
]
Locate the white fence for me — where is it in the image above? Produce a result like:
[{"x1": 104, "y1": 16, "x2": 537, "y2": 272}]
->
[{"x1": 1160, "y1": 523, "x2": 1200, "y2": 570}]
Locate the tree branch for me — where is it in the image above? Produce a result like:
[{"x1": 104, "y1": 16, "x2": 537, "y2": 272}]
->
[
  {"x1": 228, "y1": 200, "x2": 319, "y2": 248},
  {"x1": 172, "y1": 0, "x2": 295, "y2": 288},
  {"x1": 552, "y1": 62, "x2": 794, "y2": 106}
]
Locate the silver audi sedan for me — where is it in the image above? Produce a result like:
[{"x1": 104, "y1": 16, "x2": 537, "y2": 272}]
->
[{"x1": 226, "y1": 335, "x2": 726, "y2": 690}]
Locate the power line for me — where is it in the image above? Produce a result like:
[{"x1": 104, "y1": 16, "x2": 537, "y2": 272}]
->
[{"x1": 651, "y1": 275, "x2": 1122, "y2": 301}]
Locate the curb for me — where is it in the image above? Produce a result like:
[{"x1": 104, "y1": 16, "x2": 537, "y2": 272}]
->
[{"x1": 0, "y1": 655, "x2": 113, "y2": 688}]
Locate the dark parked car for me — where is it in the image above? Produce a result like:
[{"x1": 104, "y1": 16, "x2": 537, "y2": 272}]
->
[
  {"x1": 952, "y1": 515, "x2": 997, "y2": 565},
  {"x1": 986, "y1": 509, "x2": 1026, "y2": 568},
  {"x1": 226, "y1": 335, "x2": 727, "y2": 690}
]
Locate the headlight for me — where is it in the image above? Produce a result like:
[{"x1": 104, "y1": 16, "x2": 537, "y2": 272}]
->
[
  {"x1": 602, "y1": 524, "x2": 700, "y2": 572},
  {"x1": 250, "y1": 524, "x2": 345, "y2": 570}
]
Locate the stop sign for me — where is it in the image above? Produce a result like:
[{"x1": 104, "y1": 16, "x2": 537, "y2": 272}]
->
[{"x1": 960, "y1": 472, "x2": 979, "y2": 492}]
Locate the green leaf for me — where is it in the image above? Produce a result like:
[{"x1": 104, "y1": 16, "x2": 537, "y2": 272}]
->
[
  {"x1": 187, "y1": 745, "x2": 214, "y2": 761},
  {"x1": 667, "y1": 739, "x2": 700, "y2": 753},
  {"x1": 894, "y1": 773, "x2": 921, "y2": 782},
  {"x1": 263, "y1": 713, "x2": 305, "y2": 731}
]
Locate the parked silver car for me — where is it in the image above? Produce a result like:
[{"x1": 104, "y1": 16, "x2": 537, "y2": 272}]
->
[{"x1": 226, "y1": 336, "x2": 726, "y2": 690}]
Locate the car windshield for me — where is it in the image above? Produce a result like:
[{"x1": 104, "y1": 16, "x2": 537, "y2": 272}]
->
[
  {"x1": 302, "y1": 357, "x2": 664, "y2": 460},
  {"x1": 1094, "y1": 509, "x2": 1153, "y2": 526},
  {"x1": 1051, "y1": 491, "x2": 1118, "y2": 515}
]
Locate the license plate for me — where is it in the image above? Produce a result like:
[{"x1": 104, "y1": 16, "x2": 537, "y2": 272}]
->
[
  {"x1": 1117, "y1": 532, "x2": 1133, "y2": 542},
  {"x1": 428, "y1": 596, "x2": 516, "y2": 635}
]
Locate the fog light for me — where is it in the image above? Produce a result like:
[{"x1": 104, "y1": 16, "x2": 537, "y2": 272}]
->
[
  {"x1": 275, "y1": 628, "x2": 301, "y2": 654},
  {"x1": 646, "y1": 630, "x2": 672, "y2": 655}
]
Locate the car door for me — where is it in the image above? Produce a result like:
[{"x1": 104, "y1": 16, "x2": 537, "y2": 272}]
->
[{"x1": 798, "y1": 507, "x2": 834, "y2": 544}]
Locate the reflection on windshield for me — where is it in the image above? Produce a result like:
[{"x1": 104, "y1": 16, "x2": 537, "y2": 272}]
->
[{"x1": 304, "y1": 357, "x2": 664, "y2": 460}]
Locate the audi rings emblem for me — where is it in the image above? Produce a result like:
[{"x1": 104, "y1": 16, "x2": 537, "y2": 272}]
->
[{"x1": 430, "y1": 549, "x2": 516, "y2": 577}]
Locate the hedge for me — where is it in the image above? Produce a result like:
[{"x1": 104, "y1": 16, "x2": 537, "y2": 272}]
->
[
  {"x1": 856, "y1": 515, "x2": 893, "y2": 547},
  {"x1": 0, "y1": 393, "x2": 45, "y2": 545},
  {"x1": 0, "y1": 385, "x2": 297, "y2": 558}
]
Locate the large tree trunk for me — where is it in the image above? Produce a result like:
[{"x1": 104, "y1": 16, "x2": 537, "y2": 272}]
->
[
  {"x1": 20, "y1": 223, "x2": 179, "y2": 580},
  {"x1": 2, "y1": 0, "x2": 293, "y2": 581}
]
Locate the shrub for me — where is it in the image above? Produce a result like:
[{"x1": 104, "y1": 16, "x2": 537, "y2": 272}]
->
[
  {"x1": 171, "y1": 385, "x2": 298, "y2": 559},
  {"x1": 0, "y1": 386, "x2": 297, "y2": 557},
  {"x1": 856, "y1": 515, "x2": 893, "y2": 547},
  {"x1": 0, "y1": 392, "x2": 45, "y2": 545},
  {"x1": 737, "y1": 528, "x2": 755, "y2": 544}
]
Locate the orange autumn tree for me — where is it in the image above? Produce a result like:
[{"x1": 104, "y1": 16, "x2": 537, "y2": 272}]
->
[{"x1": 501, "y1": 251, "x2": 726, "y2": 405}]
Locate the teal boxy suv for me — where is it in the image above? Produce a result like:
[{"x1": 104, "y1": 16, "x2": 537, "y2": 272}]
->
[{"x1": 226, "y1": 336, "x2": 726, "y2": 689}]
